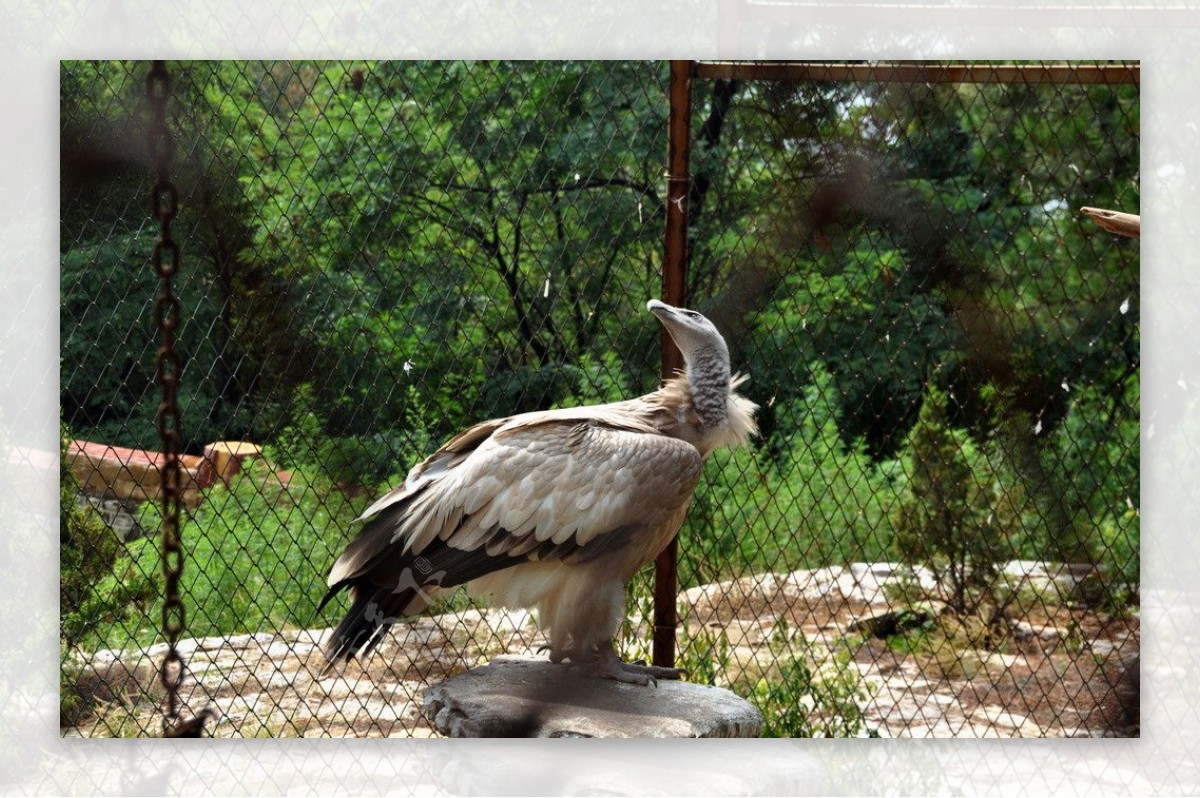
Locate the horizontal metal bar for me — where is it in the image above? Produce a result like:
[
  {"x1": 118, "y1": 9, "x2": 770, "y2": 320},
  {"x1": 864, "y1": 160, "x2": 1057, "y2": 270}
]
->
[{"x1": 694, "y1": 61, "x2": 1140, "y2": 85}]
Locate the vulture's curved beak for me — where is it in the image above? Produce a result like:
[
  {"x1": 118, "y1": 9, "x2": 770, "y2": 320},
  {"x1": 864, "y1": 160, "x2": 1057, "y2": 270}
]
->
[{"x1": 647, "y1": 299, "x2": 675, "y2": 319}]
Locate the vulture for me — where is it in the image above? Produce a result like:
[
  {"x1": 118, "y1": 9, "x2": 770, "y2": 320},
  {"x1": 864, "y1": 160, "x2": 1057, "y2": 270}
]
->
[{"x1": 318, "y1": 299, "x2": 757, "y2": 685}]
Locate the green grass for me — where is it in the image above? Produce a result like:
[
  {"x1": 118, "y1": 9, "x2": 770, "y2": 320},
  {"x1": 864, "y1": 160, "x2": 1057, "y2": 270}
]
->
[{"x1": 82, "y1": 461, "x2": 368, "y2": 653}]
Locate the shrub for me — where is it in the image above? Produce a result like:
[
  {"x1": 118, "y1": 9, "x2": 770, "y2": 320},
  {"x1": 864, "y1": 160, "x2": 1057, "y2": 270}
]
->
[
  {"x1": 60, "y1": 422, "x2": 156, "y2": 725},
  {"x1": 60, "y1": 424, "x2": 152, "y2": 651},
  {"x1": 85, "y1": 460, "x2": 367, "y2": 652},
  {"x1": 892, "y1": 385, "x2": 1012, "y2": 619}
]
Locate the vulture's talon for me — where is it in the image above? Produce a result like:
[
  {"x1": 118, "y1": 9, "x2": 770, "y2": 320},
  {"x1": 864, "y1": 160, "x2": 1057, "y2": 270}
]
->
[
  {"x1": 623, "y1": 662, "x2": 686, "y2": 681},
  {"x1": 593, "y1": 642, "x2": 685, "y2": 686},
  {"x1": 597, "y1": 660, "x2": 656, "y2": 686},
  {"x1": 550, "y1": 647, "x2": 592, "y2": 666}
]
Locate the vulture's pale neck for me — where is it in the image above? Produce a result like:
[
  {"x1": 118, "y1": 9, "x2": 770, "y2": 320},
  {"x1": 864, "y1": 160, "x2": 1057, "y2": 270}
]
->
[{"x1": 685, "y1": 345, "x2": 732, "y2": 429}]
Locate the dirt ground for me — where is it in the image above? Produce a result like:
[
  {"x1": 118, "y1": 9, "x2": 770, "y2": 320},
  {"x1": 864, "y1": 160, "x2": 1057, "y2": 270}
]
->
[
  {"x1": 63, "y1": 562, "x2": 1139, "y2": 738},
  {"x1": 679, "y1": 563, "x2": 1140, "y2": 738}
]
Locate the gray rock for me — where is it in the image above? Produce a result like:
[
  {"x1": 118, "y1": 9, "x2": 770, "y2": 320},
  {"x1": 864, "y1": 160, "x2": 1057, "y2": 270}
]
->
[
  {"x1": 80, "y1": 495, "x2": 144, "y2": 541},
  {"x1": 422, "y1": 655, "x2": 763, "y2": 738}
]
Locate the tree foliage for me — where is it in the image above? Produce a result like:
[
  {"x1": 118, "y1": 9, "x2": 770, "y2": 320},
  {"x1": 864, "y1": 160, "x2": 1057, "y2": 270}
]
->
[
  {"x1": 893, "y1": 385, "x2": 1008, "y2": 616},
  {"x1": 60, "y1": 61, "x2": 1139, "y2": 610}
]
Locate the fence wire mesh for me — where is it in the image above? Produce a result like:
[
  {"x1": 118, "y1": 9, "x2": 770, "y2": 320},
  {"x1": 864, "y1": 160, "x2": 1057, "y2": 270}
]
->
[{"x1": 59, "y1": 60, "x2": 1139, "y2": 739}]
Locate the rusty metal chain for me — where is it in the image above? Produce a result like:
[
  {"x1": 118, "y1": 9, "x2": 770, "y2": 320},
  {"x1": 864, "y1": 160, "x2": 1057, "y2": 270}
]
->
[{"x1": 146, "y1": 59, "x2": 190, "y2": 735}]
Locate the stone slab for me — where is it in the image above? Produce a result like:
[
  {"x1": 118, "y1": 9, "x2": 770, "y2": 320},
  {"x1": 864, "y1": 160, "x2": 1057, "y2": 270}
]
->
[{"x1": 421, "y1": 655, "x2": 763, "y2": 738}]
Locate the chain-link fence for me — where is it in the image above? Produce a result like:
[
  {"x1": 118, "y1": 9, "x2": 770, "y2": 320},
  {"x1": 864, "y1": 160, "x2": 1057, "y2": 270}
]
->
[{"x1": 59, "y1": 60, "x2": 1139, "y2": 738}]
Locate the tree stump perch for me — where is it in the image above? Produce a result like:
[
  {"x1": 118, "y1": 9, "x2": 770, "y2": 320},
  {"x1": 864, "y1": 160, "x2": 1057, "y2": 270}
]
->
[
  {"x1": 422, "y1": 656, "x2": 764, "y2": 738},
  {"x1": 204, "y1": 440, "x2": 264, "y2": 485}
]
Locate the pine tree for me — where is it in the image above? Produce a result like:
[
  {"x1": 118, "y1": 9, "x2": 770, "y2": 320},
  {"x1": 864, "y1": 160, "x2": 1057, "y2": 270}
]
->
[{"x1": 894, "y1": 385, "x2": 1005, "y2": 616}]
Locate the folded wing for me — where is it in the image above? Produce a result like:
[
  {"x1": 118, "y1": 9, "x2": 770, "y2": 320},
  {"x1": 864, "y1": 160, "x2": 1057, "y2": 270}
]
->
[{"x1": 320, "y1": 410, "x2": 703, "y2": 665}]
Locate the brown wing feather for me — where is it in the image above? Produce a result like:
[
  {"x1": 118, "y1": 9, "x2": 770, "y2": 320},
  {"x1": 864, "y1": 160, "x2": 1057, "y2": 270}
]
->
[
  {"x1": 458, "y1": 421, "x2": 701, "y2": 569},
  {"x1": 330, "y1": 417, "x2": 701, "y2": 585},
  {"x1": 320, "y1": 406, "x2": 702, "y2": 666}
]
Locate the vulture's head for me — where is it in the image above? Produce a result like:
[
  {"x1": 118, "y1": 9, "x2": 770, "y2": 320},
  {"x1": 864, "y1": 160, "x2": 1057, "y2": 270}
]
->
[{"x1": 647, "y1": 299, "x2": 730, "y2": 373}]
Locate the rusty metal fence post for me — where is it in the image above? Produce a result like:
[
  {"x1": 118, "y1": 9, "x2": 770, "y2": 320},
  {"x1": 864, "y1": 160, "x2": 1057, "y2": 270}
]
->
[{"x1": 653, "y1": 59, "x2": 694, "y2": 669}]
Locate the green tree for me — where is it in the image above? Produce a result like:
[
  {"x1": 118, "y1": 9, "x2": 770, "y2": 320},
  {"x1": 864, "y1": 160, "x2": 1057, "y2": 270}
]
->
[{"x1": 893, "y1": 385, "x2": 1011, "y2": 616}]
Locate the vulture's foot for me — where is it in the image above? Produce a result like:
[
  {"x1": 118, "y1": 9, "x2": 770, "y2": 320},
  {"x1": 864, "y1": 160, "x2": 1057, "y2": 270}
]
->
[
  {"x1": 540, "y1": 645, "x2": 594, "y2": 666},
  {"x1": 595, "y1": 643, "x2": 686, "y2": 687}
]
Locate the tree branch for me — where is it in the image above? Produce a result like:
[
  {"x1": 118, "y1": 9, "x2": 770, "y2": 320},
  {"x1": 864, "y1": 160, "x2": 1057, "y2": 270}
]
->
[{"x1": 442, "y1": 175, "x2": 663, "y2": 211}]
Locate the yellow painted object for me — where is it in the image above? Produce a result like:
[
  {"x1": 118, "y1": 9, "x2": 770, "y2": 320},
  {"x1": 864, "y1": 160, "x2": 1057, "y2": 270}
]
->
[{"x1": 203, "y1": 441, "x2": 264, "y2": 485}]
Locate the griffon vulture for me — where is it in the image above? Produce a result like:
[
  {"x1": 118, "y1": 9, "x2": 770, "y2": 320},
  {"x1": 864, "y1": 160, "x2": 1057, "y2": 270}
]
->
[{"x1": 319, "y1": 299, "x2": 757, "y2": 684}]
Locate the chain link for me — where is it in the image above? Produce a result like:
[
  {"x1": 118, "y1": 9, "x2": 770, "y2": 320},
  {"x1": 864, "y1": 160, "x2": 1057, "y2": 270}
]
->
[
  {"x1": 146, "y1": 59, "x2": 189, "y2": 735},
  {"x1": 58, "y1": 60, "x2": 1139, "y2": 740}
]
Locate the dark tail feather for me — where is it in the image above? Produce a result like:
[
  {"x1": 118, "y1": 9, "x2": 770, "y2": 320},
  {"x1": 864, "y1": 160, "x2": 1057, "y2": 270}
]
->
[{"x1": 320, "y1": 583, "x2": 417, "y2": 676}]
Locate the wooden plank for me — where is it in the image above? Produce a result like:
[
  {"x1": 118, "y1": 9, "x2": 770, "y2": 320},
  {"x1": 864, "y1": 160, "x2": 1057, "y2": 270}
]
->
[
  {"x1": 1081, "y1": 206, "x2": 1140, "y2": 238},
  {"x1": 67, "y1": 440, "x2": 209, "y2": 507}
]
